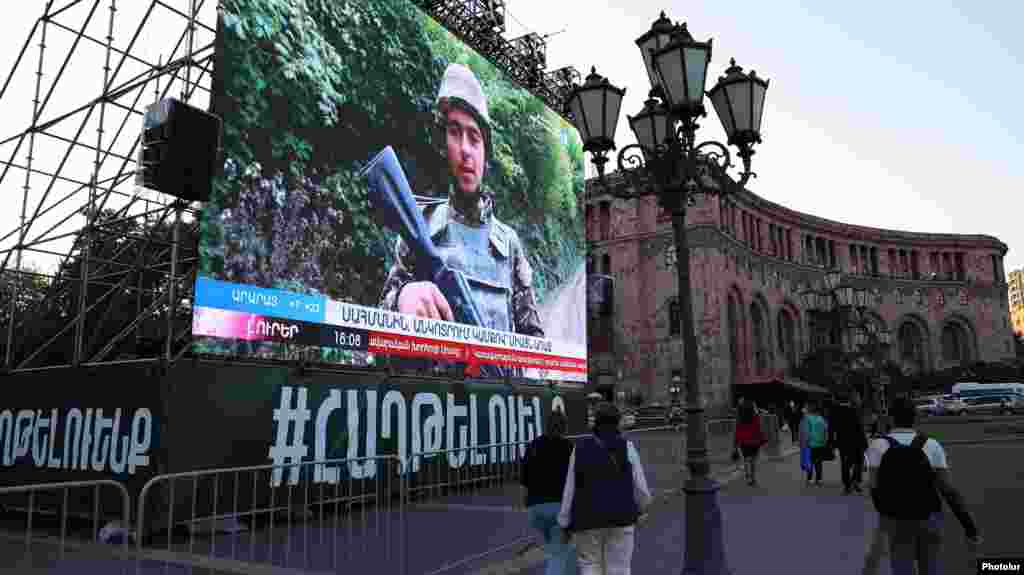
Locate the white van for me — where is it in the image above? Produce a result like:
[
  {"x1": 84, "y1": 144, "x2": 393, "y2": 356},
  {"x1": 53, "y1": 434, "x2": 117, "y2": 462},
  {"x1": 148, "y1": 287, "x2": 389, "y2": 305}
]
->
[{"x1": 950, "y1": 382, "x2": 1024, "y2": 415}]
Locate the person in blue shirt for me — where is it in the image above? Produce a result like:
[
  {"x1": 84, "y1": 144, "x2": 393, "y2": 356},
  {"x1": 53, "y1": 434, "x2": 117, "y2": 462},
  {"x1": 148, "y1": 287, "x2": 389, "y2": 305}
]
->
[{"x1": 799, "y1": 401, "x2": 829, "y2": 486}]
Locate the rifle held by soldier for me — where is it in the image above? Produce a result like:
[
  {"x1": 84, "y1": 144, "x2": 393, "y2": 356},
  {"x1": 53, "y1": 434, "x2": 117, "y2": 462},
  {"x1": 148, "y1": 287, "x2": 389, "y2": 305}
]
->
[{"x1": 362, "y1": 146, "x2": 504, "y2": 378}]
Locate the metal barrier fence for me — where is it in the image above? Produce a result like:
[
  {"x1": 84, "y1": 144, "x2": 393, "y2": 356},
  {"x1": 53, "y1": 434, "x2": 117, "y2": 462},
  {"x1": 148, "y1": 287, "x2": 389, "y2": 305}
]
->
[
  {"x1": 134, "y1": 454, "x2": 408, "y2": 574},
  {"x1": 0, "y1": 417, "x2": 760, "y2": 574},
  {"x1": 402, "y1": 439, "x2": 533, "y2": 575},
  {"x1": 0, "y1": 480, "x2": 132, "y2": 572}
]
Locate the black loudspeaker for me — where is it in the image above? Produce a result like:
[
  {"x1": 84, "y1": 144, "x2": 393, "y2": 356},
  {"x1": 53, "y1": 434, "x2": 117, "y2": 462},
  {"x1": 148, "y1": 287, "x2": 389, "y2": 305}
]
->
[{"x1": 136, "y1": 97, "x2": 222, "y2": 203}]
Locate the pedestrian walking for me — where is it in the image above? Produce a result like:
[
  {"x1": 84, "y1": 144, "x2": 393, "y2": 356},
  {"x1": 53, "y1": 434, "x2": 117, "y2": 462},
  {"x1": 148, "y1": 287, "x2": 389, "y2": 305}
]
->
[
  {"x1": 865, "y1": 396, "x2": 983, "y2": 575},
  {"x1": 861, "y1": 514, "x2": 889, "y2": 575},
  {"x1": 787, "y1": 401, "x2": 802, "y2": 444},
  {"x1": 834, "y1": 395, "x2": 868, "y2": 495},
  {"x1": 799, "y1": 401, "x2": 830, "y2": 486},
  {"x1": 558, "y1": 402, "x2": 652, "y2": 575},
  {"x1": 520, "y1": 409, "x2": 575, "y2": 575},
  {"x1": 733, "y1": 398, "x2": 768, "y2": 486}
]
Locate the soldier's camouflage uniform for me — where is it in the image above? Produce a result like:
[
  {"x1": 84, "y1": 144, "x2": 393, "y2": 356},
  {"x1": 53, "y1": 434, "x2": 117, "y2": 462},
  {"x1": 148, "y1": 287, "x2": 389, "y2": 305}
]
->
[{"x1": 380, "y1": 189, "x2": 544, "y2": 339}]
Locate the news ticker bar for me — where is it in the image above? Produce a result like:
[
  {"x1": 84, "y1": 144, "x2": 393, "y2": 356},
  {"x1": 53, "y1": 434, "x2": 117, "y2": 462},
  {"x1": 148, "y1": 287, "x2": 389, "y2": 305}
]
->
[
  {"x1": 192, "y1": 306, "x2": 588, "y2": 376},
  {"x1": 193, "y1": 276, "x2": 587, "y2": 359},
  {"x1": 195, "y1": 277, "x2": 327, "y2": 324},
  {"x1": 192, "y1": 306, "x2": 368, "y2": 350}
]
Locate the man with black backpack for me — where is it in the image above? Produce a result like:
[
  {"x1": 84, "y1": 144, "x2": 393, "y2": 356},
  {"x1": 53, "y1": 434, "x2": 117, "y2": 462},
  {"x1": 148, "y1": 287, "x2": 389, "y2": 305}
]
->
[{"x1": 865, "y1": 396, "x2": 982, "y2": 574}]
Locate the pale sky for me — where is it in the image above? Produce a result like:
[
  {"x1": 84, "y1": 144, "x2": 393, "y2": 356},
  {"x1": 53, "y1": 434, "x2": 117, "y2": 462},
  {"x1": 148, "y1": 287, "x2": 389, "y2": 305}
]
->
[
  {"x1": 1, "y1": 1, "x2": 1022, "y2": 275},
  {"x1": 502, "y1": 0, "x2": 1024, "y2": 272}
]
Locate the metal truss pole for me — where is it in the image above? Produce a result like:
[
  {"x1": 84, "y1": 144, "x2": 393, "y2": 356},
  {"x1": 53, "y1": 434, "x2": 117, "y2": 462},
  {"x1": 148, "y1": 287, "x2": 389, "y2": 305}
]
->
[
  {"x1": 165, "y1": 203, "x2": 181, "y2": 362},
  {"x1": 6, "y1": 3, "x2": 52, "y2": 369},
  {"x1": 75, "y1": 0, "x2": 118, "y2": 366}
]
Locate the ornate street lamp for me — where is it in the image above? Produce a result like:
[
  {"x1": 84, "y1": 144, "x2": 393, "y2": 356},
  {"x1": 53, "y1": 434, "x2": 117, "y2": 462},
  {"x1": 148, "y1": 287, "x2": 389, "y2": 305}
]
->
[
  {"x1": 800, "y1": 290, "x2": 816, "y2": 311},
  {"x1": 628, "y1": 96, "x2": 670, "y2": 161},
  {"x1": 824, "y1": 270, "x2": 842, "y2": 291},
  {"x1": 818, "y1": 292, "x2": 834, "y2": 312},
  {"x1": 565, "y1": 67, "x2": 627, "y2": 176},
  {"x1": 856, "y1": 289, "x2": 870, "y2": 309},
  {"x1": 800, "y1": 271, "x2": 893, "y2": 424},
  {"x1": 567, "y1": 15, "x2": 770, "y2": 575},
  {"x1": 651, "y1": 23, "x2": 712, "y2": 118},
  {"x1": 708, "y1": 58, "x2": 768, "y2": 151},
  {"x1": 866, "y1": 320, "x2": 878, "y2": 337},
  {"x1": 636, "y1": 12, "x2": 676, "y2": 95},
  {"x1": 837, "y1": 286, "x2": 855, "y2": 307}
]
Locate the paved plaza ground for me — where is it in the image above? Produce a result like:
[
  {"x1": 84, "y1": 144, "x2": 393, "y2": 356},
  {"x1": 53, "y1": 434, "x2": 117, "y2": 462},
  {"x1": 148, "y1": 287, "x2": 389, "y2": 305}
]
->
[
  {"x1": 0, "y1": 417, "x2": 1020, "y2": 574},
  {"x1": 488, "y1": 417, "x2": 1024, "y2": 575}
]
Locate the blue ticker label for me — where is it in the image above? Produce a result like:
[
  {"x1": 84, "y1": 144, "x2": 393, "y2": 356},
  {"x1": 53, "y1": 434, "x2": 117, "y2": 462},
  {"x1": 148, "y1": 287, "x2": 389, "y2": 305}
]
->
[{"x1": 194, "y1": 276, "x2": 326, "y2": 324}]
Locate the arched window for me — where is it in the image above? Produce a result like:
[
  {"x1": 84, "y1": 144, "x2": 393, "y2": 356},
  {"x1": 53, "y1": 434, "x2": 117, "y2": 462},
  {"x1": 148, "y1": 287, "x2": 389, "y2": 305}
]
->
[
  {"x1": 727, "y1": 294, "x2": 740, "y2": 369},
  {"x1": 899, "y1": 322, "x2": 923, "y2": 365},
  {"x1": 751, "y1": 302, "x2": 768, "y2": 373},
  {"x1": 777, "y1": 309, "x2": 797, "y2": 366},
  {"x1": 942, "y1": 322, "x2": 970, "y2": 363}
]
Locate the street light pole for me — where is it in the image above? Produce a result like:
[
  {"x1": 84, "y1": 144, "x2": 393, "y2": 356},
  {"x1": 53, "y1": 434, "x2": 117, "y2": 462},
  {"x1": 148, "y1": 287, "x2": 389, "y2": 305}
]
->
[
  {"x1": 674, "y1": 201, "x2": 733, "y2": 571},
  {"x1": 800, "y1": 271, "x2": 892, "y2": 429},
  {"x1": 566, "y1": 14, "x2": 769, "y2": 574}
]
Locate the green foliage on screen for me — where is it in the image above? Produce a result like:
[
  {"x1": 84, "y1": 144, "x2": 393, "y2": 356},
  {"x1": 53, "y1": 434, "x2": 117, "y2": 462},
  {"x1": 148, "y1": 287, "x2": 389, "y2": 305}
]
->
[
  {"x1": 196, "y1": 0, "x2": 585, "y2": 361},
  {"x1": 202, "y1": 0, "x2": 584, "y2": 303}
]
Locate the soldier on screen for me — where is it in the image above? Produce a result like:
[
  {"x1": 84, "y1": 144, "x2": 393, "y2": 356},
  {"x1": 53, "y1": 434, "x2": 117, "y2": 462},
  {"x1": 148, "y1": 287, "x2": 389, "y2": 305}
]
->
[{"x1": 379, "y1": 63, "x2": 545, "y2": 340}]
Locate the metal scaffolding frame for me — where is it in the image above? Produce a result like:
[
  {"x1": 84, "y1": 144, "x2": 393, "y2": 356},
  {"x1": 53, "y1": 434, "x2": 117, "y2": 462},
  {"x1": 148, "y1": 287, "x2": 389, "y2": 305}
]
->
[
  {"x1": 414, "y1": 0, "x2": 580, "y2": 117},
  {"x1": 0, "y1": 0, "x2": 578, "y2": 373},
  {"x1": 0, "y1": 0, "x2": 212, "y2": 372}
]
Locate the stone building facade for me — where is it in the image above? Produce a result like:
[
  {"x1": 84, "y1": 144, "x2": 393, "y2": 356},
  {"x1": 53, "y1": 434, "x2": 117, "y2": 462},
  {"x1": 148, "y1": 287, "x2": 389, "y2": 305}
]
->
[
  {"x1": 1008, "y1": 269, "x2": 1024, "y2": 336},
  {"x1": 585, "y1": 172, "x2": 1014, "y2": 409}
]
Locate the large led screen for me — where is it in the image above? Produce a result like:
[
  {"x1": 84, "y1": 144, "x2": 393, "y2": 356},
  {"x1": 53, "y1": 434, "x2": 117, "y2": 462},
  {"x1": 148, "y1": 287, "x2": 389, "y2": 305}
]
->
[{"x1": 195, "y1": 0, "x2": 587, "y2": 381}]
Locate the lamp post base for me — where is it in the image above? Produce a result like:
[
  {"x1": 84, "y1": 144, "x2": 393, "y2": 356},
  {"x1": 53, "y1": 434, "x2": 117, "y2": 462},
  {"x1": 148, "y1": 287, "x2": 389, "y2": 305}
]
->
[{"x1": 680, "y1": 476, "x2": 732, "y2": 575}]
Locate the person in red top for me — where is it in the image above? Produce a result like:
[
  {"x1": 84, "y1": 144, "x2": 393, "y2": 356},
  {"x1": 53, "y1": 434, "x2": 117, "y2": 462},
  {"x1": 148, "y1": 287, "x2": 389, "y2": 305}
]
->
[{"x1": 734, "y1": 398, "x2": 768, "y2": 486}]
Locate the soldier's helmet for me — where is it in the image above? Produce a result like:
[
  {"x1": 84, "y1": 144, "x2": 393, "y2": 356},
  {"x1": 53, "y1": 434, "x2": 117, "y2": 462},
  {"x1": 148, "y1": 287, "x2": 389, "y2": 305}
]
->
[{"x1": 436, "y1": 63, "x2": 492, "y2": 163}]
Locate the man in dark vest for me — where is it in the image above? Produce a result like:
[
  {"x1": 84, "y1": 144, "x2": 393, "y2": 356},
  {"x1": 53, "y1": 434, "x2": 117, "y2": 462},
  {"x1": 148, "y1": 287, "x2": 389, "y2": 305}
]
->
[{"x1": 557, "y1": 402, "x2": 651, "y2": 575}]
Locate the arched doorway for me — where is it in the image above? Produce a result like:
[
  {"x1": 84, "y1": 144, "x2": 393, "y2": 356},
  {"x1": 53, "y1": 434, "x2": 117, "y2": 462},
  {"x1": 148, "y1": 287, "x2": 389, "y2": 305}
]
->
[
  {"x1": 777, "y1": 307, "x2": 798, "y2": 368},
  {"x1": 726, "y1": 287, "x2": 746, "y2": 380},
  {"x1": 941, "y1": 319, "x2": 974, "y2": 365},
  {"x1": 751, "y1": 299, "x2": 770, "y2": 375},
  {"x1": 896, "y1": 317, "x2": 929, "y2": 375}
]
